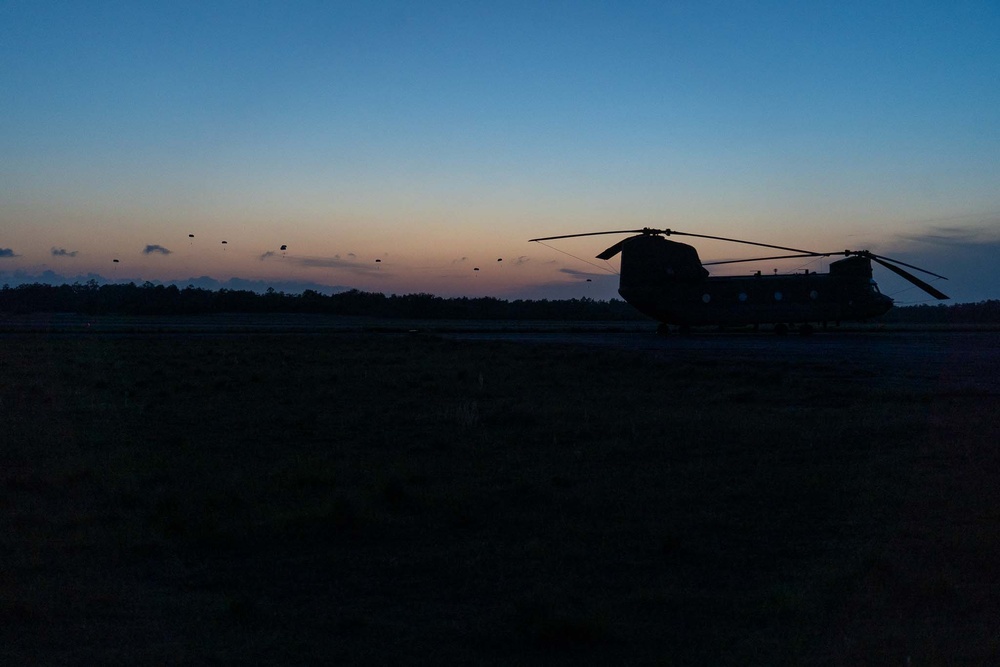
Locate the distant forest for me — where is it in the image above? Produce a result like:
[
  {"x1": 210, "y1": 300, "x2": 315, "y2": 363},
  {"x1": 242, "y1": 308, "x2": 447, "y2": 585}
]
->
[{"x1": 2, "y1": 280, "x2": 999, "y2": 323}]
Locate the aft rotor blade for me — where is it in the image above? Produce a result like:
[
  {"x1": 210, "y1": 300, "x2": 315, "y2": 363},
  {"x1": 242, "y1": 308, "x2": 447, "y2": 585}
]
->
[
  {"x1": 528, "y1": 229, "x2": 648, "y2": 242},
  {"x1": 666, "y1": 230, "x2": 819, "y2": 255},
  {"x1": 702, "y1": 253, "x2": 821, "y2": 267},
  {"x1": 596, "y1": 240, "x2": 626, "y2": 261},
  {"x1": 870, "y1": 256, "x2": 949, "y2": 300},
  {"x1": 868, "y1": 253, "x2": 948, "y2": 280}
]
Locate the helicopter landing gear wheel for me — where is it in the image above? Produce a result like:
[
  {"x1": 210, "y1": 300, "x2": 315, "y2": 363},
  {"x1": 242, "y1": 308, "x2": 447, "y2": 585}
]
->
[
  {"x1": 774, "y1": 323, "x2": 789, "y2": 336},
  {"x1": 799, "y1": 324, "x2": 814, "y2": 336}
]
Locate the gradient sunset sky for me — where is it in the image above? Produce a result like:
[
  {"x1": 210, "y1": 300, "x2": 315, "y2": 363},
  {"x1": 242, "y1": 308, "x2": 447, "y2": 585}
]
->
[{"x1": 3, "y1": 1, "x2": 998, "y2": 303}]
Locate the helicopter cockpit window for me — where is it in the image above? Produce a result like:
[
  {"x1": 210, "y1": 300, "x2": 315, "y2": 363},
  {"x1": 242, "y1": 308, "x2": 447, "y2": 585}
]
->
[{"x1": 870, "y1": 279, "x2": 881, "y2": 294}]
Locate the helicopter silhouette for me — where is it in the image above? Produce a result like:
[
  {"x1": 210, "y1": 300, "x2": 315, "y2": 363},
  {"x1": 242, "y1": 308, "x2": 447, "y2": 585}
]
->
[{"x1": 530, "y1": 228, "x2": 949, "y2": 334}]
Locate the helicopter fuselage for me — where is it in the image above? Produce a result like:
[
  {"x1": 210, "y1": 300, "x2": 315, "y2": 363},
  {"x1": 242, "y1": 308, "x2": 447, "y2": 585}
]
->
[{"x1": 616, "y1": 235, "x2": 893, "y2": 327}]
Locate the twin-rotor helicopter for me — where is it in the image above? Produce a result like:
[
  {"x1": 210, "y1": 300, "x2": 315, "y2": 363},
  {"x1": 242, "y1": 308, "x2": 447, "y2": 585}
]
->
[{"x1": 530, "y1": 228, "x2": 949, "y2": 334}]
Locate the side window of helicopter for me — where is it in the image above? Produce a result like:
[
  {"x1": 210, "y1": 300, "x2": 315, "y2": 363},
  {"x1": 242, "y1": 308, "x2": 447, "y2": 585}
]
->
[
  {"x1": 774, "y1": 291, "x2": 783, "y2": 301},
  {"x1": 702, "y1": 293, "x2": 711, "y2": 303},
  {"x1": 738, "y1": 292, "x2": 748, "y2": 302},
  {"x1": 809, "y1": 290, "x2": 819, "y2": 300}
]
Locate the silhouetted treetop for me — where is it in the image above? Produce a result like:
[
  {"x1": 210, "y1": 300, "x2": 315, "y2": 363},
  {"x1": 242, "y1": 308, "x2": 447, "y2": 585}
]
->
[{"x1": 1, "y1": 282, "x2": 996, "y2": 322}]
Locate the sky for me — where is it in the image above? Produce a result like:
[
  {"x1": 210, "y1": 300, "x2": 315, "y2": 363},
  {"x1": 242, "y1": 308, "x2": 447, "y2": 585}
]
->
[{"x1": 2, "y1": 1, "x2": 999, "y2": 304}]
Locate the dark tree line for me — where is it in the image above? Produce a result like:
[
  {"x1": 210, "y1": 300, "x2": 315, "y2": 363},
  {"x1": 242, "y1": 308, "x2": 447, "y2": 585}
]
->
[
  {"x1": 879, "y1": 299, "x2": 1000, "y2": 324},
  {"x1": 0, "y1": 281, "x2": 643, "y2": 320},
  {"x1": 2, "y1": 281, "x2": 998, "y2": 322}
]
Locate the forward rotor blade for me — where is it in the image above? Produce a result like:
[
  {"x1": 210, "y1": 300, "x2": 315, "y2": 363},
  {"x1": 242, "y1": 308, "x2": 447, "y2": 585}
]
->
[
  {"x1": 530, "y1": 228, "x2": 820, "y2": 256},
  {"x1": 528, "y1": 229, "x2": 648, "y2": 242},
  {"x1": 596, "y1": 240, "x2": 626, "y2": 261},
  {"x1": 702, "y1": 253, "x2": 821, "y2": 267},
  {"x1": 870, "y1": 256, "x2": 949, "y2": 300}
]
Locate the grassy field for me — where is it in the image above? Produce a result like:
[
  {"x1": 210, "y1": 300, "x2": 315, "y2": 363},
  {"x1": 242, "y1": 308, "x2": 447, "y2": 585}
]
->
[{"x1": 2, "y1": 331, "x2": 998, "y2": 664}]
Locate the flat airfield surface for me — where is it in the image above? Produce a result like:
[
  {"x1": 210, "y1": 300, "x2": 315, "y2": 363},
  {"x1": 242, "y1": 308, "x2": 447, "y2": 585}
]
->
[
  {"x1": 2, "y1": 317, "x2": 999, "y2": 664},
  {"x1": 447, "y1": 329, "x2": 1000, "y2": 393},
  {"x1": 5, "y1": 312, "x2": 999, "y2": 384}
]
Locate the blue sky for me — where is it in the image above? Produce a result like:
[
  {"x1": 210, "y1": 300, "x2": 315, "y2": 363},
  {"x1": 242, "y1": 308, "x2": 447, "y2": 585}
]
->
[{"x1": 2, "y1": 1, "x2": 998, "y2": 303}]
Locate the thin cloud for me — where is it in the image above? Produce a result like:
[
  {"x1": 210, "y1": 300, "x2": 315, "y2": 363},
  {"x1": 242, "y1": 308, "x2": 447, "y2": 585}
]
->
[
  {"x1": 295, "y1": 255, "x2": 385, "y2": 275},
  {"x1": 507, "y1": 274, "x2": 619, "y2": 301},
  {"x1": 513, "y1": 255, "x2": 529, "y2": 266},
  {"x1": 259, "y1": 251, "x2": 277, "y2": 260},
  {"x1": 143, "y1": 244, "x2": 172, "y2": 255},
  {"x1": 898, "y1": 224, "x2": 1000, "y2": 247},
  {"x1": 51, "y1": 247, "x2": 79, "y2": 257},
  {"x1": 559, "y1": 267, "x2": 608, "y2": 278},
  {"x1": 0, "y1": 248, "x2": 19, "y2": 258}
]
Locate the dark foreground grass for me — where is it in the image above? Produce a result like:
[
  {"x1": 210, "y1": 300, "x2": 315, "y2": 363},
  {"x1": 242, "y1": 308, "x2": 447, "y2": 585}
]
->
[{"x1": 2, "y1": 332, "x2": 998, "y2": 664}]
